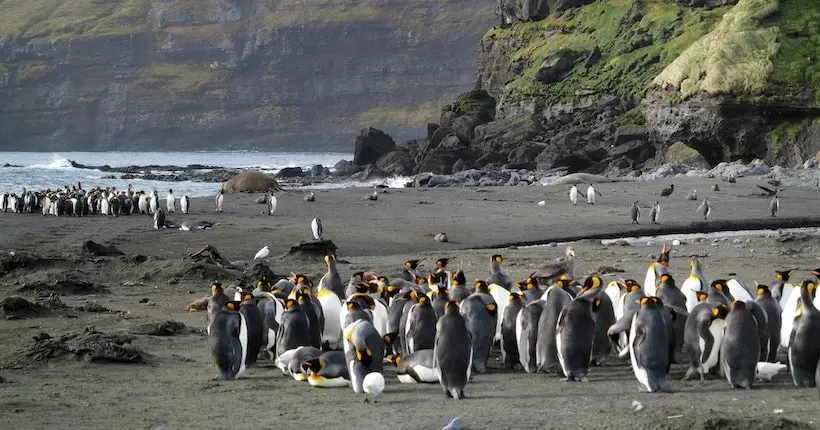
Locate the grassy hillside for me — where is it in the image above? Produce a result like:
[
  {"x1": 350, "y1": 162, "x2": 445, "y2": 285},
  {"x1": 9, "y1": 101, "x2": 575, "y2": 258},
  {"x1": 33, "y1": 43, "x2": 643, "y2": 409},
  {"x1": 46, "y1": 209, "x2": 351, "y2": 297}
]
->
[{"x1": 486, "y1": 0, "x2": 819, "y2": 107}]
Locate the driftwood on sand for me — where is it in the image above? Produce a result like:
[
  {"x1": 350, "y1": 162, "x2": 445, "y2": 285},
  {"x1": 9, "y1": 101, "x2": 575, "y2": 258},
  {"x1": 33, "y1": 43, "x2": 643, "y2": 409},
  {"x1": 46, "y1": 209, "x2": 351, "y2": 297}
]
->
[{"x1": 187, "y1": 245, "x2": 239, "y2": 271}]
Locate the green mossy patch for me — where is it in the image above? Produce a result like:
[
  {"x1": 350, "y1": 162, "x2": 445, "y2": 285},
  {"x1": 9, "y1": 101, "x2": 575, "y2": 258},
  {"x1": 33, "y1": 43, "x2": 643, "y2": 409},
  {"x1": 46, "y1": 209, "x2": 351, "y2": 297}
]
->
[
  {"x1": 486, "y1": 0, "x2": 729, "y2": 107},
  {"x1": 767, "y1": 117, "x2": 817, "y2": 149}
]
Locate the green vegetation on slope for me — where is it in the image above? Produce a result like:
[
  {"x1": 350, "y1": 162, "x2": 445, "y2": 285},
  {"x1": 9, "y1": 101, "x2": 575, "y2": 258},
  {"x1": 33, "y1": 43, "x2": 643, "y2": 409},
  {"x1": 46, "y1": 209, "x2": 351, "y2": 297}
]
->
[
  {"x1": 485, "y1": 0, "x2": 729, "y2": 106},
  {"x1": 654, "y1": 0, "x2": 780, "y2": 99},
  {"x1": 768, "y1": 0, "x2": 820, "y2": 102}
]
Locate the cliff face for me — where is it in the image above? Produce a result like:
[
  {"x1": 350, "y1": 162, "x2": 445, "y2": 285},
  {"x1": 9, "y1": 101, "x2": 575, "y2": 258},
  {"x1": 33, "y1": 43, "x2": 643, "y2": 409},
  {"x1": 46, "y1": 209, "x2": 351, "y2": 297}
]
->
[
  {"x1": 462, "y1": 0, "x2": 819, "y2": 172},
  {"x1": 0, "y1": 0, "x2": 496, "y2": 151}
]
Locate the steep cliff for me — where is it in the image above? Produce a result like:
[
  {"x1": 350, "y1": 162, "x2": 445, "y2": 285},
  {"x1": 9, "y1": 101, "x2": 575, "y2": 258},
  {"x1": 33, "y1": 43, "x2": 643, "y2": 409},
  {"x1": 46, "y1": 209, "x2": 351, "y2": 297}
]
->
[
  {"x1": 462, "y1": 0, "x2": 819, "y2": 173},
  {"x1": 0, "y1": 0, "x2": 495, "y2": 151}
]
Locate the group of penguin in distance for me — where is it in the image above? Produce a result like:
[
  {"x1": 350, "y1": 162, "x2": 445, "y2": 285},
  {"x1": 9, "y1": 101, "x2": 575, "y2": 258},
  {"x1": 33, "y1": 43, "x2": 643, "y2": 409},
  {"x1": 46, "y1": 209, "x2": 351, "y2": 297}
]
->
[{"x1": 206, "y1": 246, "x2": 820, "y2": 401}]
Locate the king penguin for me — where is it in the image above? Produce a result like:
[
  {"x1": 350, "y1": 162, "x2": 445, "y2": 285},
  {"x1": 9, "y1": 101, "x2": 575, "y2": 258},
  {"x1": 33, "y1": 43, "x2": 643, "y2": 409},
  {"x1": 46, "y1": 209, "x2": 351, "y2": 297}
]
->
[
  {"x1": 209, "y1": 301, "x2": 248, "y2": 380},
  {"x1": 276, "y1": 298, "x2": 312, "y2": 358},
  {"x1": 239, "y1": 292, "x2": 264, "y2": 367},
  {"x1": 771, "y1": 270, "x2": 795, "y2": 308},
  {"x1": 591, "y1": 289, "x2": 616, "y2": 366},
  {"x1": 344, "y1": 318, "x2": 385, "y2": 393},
  {"x1": 459, "y1": 293, "x2": 497, "y2": 374},
  {"x1": 488, "y1": 254, "x2": 512, "y2": 289},
  {"x1": 555, "y1": 276, "x2": 602, "y2": 381},
  {"x1": 536, "y1": 278, "x2": 573, "y2": 373},
  {"x1": 610, "y1": 297, "x2": 672, "y2": 392},
  {"x1": 207, "y1": 282, "x2": 229, "y2": 335},
  {"x1": 517, "y1": 299, "x2": 545, "y2": 373},
  {"x1": 316, "y1": 288, "x2": 343, "y2": 350},
  {"x1": 755, "y1": 284, "x2": 781, "y2": 362},
  {"x1": 405, "y1": 295, "x2": 437, "y2": 355},
  {"x1": 683, "y1": 302, "x2": 728, "y2": 380},
  {"x1": 720, "y1": 301, "x2": 760, "y2": 389},
  {"x1": 501, "y1": 292, "x2": 524, "y2": 369},
  {"x1": 396, "y1": 349, "x2": 438, "y2": 383},
  {"x1": 318, "y1": 254, "x2": 345, "y2": 300},
  {"x1": 180, "y1": 195, "x2": 189, "y2": 214},
  {"x1": 304, "y1": 351, "x2": 350, "y2": 388},
  {"x1": 435, "y1": 301, "x2": 473, "y2": 399},
  {"x1": 788, "y1": 280, "x2": 820, "y2": 387}
]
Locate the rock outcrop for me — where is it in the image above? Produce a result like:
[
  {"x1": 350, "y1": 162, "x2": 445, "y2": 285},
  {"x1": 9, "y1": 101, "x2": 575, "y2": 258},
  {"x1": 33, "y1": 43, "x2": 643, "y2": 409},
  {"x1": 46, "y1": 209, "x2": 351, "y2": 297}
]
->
[{"x1": 0, "y1": 0, "x2": 496, "y2": 151}]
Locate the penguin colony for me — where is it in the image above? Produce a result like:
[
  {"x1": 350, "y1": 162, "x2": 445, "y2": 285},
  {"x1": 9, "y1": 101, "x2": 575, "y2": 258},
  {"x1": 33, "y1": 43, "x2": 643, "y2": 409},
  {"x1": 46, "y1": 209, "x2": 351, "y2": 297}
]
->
[
  {"x1": 0, "y1": 184, "x2": 194, "y2": 219},
  {"x1": 206, "y1": 247, "x2": 820, "y2": 400}
]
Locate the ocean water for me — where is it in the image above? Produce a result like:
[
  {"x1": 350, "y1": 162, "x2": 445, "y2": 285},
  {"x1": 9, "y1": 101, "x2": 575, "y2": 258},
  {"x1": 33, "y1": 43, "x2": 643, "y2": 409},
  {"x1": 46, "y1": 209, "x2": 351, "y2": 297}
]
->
[{"x1": 0, "y1": 151, "x2": 374, "y2": 197}]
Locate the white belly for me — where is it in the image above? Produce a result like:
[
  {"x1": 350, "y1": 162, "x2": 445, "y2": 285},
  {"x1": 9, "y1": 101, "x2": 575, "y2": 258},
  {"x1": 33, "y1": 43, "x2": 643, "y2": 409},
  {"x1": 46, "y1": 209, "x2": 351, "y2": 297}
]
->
[
  {"x1": 628, "y1": 314, "x2": 650, "y2": 391},
  {"x1": 236, "y1": 314, "x2": 248, "y2": 379},
  {"x1": 780, "y1": 290, "x2": 801, "y2": 348},
  {"x1": 308, "y1": 374, "x2": 349, "y2": 388},
  {"x1": 700, "y1": 319, "x2": 724, "y2": 373},
  {"x1": 682, "y1": 287, "x2": 699, "y2": 312},
  {"x1": 727, "y1": 279, "x2": 753, "y2": 302},
  {"x1": 644, "y1": 266, "x2": 656, "y2": 297}
]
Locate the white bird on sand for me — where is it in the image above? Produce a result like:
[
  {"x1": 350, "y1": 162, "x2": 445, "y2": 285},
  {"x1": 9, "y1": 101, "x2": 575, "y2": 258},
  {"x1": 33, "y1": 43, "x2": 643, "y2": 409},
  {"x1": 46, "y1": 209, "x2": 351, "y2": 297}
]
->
[
  {"x1": 254, "y1": 246, "x2": 270, "y2": 260},
  {"x1": 586, "y1": 184, "x2": 600, "y2": 204},
  {"x1": 537, "y1": 200, "x2": 546, "y2": 207},
  {"x1": 570, "y1": 185, "x2": 578, "y2": 205},
  {"x1": 756, "y1": 362, "x2": 787, "y2": 381},
  {"x1": 769, "y1": 196, "x2": 779, "y2": 217},
  {"x1": 311, "y1": 218, "x2": 323, "y2": 240},
  {"x1": 696, "y1": 198, "x2": 711, "y2": 220},
  {"x1": 362, "y1": 372, "x2": 385, "y2": 403}
]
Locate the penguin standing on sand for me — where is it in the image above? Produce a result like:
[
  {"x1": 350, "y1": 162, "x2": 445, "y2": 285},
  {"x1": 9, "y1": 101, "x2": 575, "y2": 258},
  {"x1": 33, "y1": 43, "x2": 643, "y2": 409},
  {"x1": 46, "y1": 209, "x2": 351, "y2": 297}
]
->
[
  {"x1": 556, "y1": 276, "x2": 602, "y2": 381},
  {"x1": 276, "y1": 298, "x2": 312, "y2": 357},
  {"x1": 459, "y1": 294, "x2": 497, "y2": 374},
  {"x1": 769, "y1": 196, "x2": 779, "y2": 217},
  {"x1": 536, "y1": 278, "x2": 573, "y2": 373},
  {"x1": 788, "y1": 280, "x2": 820, "y2": 387},
  {"x1": 153, "y1": 208, "x2": 165, "y2": 230},
  {"x1": 771, "y1": 270, "x2": 794, "y2": 306},
  {"x1": 215, "y1": 189, "x2": 224, "y2": 213},
  {"x1": 696, "y1": 197, "x2": 712, "y2": 220},
  {"x1": 586, "y1": 184, "x2": 600, "y2": 204},
  {"x1": 207, "y1": 282, "x2": 229, "y2": 335},
  {"x1": 591, "y1": 291, "x2": 615, "y2": 366},
  {"x1": 501, "y1": 292, "x2": 524, "y2": 369},
  {"x1": 318, "y1": 254, "x2": 344, "y2": 300},
  {"x1": 518, "y1": 300, "x2": 545, "y2": 373},
  {"x1": 239, "y1": 293, "x2": 263, "y2": 367},
  {"x1": 569, "y1": 185, "x2": 579, "y2": 205},
  {"x1": 166, "y1": 189, "x2": 175, "y2": 213},
  {"x1": 435, "y1": 301, "x2": 472, "y2": 400},
  {"x1": 312, "y1": 218, "x2": 323, "y2": 240},
  {"x1": 649, "y1": 201, "x2": 660, "y2": 224},
  {"x1": 720, "y1": 301, "x2": 760, "y2": 389},
  {"x1": 344, "y1": 319, "x2": 384, "y2": 394},
  {"x1": 755, "y1": 284, "x2": 781, "y2": 363},
  {"x1": 405, "y1": 295, "x2": 437, "y2": 355},
  {"x1": 609, "y1": 297, "x2": 671, "y2": 392},
  {"x1": 488, "y1": 255, "x2": 511, "y2": 289},
  {"x1": 683, "y1": 303, "x2": 728, "y2": 380},
  {"x1": 181, "y1": 195, "x2": 190, "y2": 214},
  {"x1": 630, "y1": 201, "x2": 640, "y2": 224},
  {"x1": 267, "y1": 192, "x2": 277, "y2": 215},
  {"x1": 316, "y1": 289, "x2": 342, "y2": 350},
  {"x1": 209, "y1": 301, "x2": 248, "y2": 380}
]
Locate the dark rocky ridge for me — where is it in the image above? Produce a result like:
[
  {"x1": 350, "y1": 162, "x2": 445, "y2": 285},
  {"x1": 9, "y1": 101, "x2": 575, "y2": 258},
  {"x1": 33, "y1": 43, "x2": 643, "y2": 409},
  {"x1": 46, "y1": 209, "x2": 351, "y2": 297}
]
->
[{"x1": 0, "y1": 0, "x2": 496, "y2": 151}]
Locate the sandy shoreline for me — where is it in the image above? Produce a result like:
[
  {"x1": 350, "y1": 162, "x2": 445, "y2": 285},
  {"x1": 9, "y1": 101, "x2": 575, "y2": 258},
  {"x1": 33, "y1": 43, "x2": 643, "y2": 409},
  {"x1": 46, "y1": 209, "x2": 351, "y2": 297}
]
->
[{"x1": 1, "y1": 176, "x2": 819, "y2": 429}]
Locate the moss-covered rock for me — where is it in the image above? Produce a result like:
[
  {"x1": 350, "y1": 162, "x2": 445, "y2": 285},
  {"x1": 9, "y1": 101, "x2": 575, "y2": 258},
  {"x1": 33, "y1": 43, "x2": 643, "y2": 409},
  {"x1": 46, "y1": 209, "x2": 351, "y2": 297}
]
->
[{"x1": 665, "y1": 141, "x2": 710, "y2": 168}]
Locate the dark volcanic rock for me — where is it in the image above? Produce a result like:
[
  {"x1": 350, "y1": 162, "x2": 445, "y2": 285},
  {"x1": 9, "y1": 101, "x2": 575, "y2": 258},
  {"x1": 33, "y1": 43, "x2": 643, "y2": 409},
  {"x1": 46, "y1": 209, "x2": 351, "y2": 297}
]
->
[
  {"x1": 18, "y1": 280, "x2": 110, "y2": 296},
  {"x1": 241, "y1": 261, "x2": 277, "y2": 285},
  {"x1": 132, "y1": 321, "x2": 191, "y2": 336},
  {"x1": 497, "y1": 0, "x2": 594, "y2": 24},
  {"x1": 416, "y1": 132, "x2": 474, "y2": 175},
  {"x1": 451, "y1": 116, "x2": 480, "y2": 143},
  {"x1": 333, "y1": 159, "x2": 360, "y2": 176},
  {"x1": 535, "y1": 49, "x2": 582, "y2": 84},
  {"x1": 376, "y1": 150, "x2": 415, "y2": 176},
  {"x1": 0, "y1": 296, "x2": 50, "y2": 319},
  {"x1": 19, "y1": 328, "x2": 144, "y2": 364},
  {"x1": 82, "y1": 241, "x2": 125, "y2": 257},
  {"x1": 275, "y1": 167, "x2": 304, "y2": 178},
  {"x1": 353, "y1": 128, "x2": 396, "y2": 166},
  {"x1": 288, "y1": 240, "x2": 338, "y2": 259},
  {"x1": 473, "y1": 114, "x2": 544, "y2": 166},
  {"x1": 440, "y1": 90, "x2": 496, "y2": 128}
]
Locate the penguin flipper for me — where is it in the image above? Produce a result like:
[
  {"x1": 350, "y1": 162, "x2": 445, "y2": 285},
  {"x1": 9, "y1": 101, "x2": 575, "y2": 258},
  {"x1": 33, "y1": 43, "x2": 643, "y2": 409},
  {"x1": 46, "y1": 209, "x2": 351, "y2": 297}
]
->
[
  {"x1": 698, "y1": 319, "x2": 714, "y2": 364},
  {"x1": 607, "y1": 309, "x2": 637, "y2": 336}
]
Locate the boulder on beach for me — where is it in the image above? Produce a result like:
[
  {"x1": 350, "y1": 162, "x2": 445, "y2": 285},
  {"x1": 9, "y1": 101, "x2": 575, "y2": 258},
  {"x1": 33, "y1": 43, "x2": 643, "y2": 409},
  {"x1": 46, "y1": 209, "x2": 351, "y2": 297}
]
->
[
  {"x1": 354, "y1": 127, "x2": 396, "y2": 166},
  {"x1": 222, "y1": 171, "x2": 282, "y2": 193}
]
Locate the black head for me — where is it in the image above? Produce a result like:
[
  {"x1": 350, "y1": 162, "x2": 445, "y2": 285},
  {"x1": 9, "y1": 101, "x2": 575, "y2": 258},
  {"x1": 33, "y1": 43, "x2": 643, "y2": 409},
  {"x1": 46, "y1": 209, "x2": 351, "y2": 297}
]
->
[
  {"x1": 775, "y1": 270, "x2": 792, "y2": 282},
  {"x1": 491, "y1": 255, "x2": 503, "y2": 264},
  {"x1": 436, "y1": 258, "x2": 450, "y2": 268},
  {"x1": 405, "y1": 260, "x2": 421, "y2": 270},
  {"x1": 474, "y1": 280, "x2": 490, "y2": 294},
  {"x1": 756, "y1": 285, "x2": 771, "y2": 297},
  {"x1": 712, "y1": 304, "x2": 729, "y2": 319},
  {"x1": 710, "y1": 280, "x2": 727, "y2": 292},
  {"x1": 452, "y1": 270, "x2": 467, "y2": 286},
  {"x1": 223, "y1": 301, "x2": 242, "y2": 312}
]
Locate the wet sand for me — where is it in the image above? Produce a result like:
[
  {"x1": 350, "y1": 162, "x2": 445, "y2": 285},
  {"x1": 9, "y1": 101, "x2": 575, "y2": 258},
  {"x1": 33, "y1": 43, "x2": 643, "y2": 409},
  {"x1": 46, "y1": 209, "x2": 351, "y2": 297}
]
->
[{"x1": 1, "y1": 176, "x2": 819, "y2": 429}]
